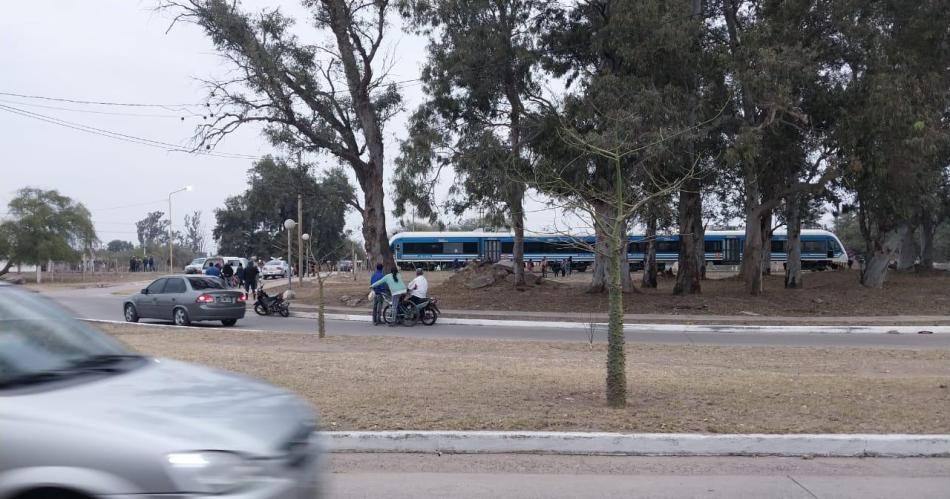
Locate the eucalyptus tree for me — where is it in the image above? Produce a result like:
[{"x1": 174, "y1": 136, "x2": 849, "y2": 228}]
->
[
  {"x1": 163, "y1": 0, "x2": 401, "y2": 268},
  {"x1": 394, "y1": 0, "x2": 550, "y2": 286}
]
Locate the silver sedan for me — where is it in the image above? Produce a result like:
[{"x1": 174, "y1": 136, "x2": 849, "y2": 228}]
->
[{"x1": 124, "y1": 275, "x2": 246, "y2": 327}]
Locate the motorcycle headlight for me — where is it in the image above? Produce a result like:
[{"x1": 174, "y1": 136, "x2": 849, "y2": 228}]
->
[{"x1": 166, "y1": 451, "x2": 262, "y2": 494}]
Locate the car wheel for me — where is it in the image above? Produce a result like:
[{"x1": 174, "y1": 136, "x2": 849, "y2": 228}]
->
[
  {"x1": 124, "y1": 303, "x2": 139, "y2": 323},
  {"x1": 221, "y1": 318, "x2": 238, "y2": 327},
  {"x1": 173, "y1": 307, "x2": 191, "y2": 326}
]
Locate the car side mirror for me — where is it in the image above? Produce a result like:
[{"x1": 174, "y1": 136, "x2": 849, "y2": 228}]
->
[{"x1": 141, "y1": 288, "x2": 149, "y2": 295}]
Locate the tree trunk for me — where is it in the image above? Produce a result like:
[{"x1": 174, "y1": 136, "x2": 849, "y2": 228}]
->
[
  {"x1": 589, "y1": 200, "x2": 634, "y2": 293},
  {"x1": 760, "y1": 209, "x2": 772, "y2": 276},
  {"x1": 317, "y1": 274, "x2": 326, "y2": 338},
  {"x1": 605, "y1": 157, "x2": 627, "y2": 408},
  {"x1": 509, "y1": 185, "x2": 526, "y2": 287},
  {"x1": 896, "y1": 223, "x2": 917, "y2": 271},
  {"x1": 784, "y1": 194, "x2": 803, "y2": 289},
  {"x1": 920, "y1": 216, "x2": 935, "y2": 271},
  {"x1": 360, "y1": 173, "x2": 395, "y2": 270},
  {"x1": 741, "y1": 209, "x2": 764, "y2": 295},
  {"x1": 861, "y1": 230, "x2": 899, "y2": 288},
  {"x1": 642, "y1": 208, "x2": 658, "y2": 289},
  {"x1": 673, "y1": 185, "x2": 703, "y2": 294},
  {"x1": 0, "y1": 260, "x2": 11, "y2": 277}
]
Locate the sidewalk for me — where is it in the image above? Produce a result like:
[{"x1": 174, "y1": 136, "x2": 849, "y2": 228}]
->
[{"x1": 290, "y1": 302, "x2": 950, "y2": 326}]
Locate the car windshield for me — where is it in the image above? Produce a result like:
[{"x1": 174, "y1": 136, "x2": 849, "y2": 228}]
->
[
  {"x1": 0, "y1": 287, "x2": 133, "y2": 385},
  {"x1": 266, "y1": 260, "x2": 284, "y2": 266},
  {"x1": 190, "y1": 258, "x2": 206, "y2": 265},
  {"x1": 188, "y1": 277, "x2": 224, "y2": 290}
]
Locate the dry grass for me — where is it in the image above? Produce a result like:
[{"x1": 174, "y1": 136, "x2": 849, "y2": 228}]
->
[
  {"x1": 286, "y1": 269, "x2": 950, "y2": 317},
  {"x1": 96, "y1": 323, "x2": 950, "y2": 434}
]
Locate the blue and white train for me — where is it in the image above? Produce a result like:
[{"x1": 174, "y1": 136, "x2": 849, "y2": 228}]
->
[{"x1": 389, "y1": 229, "x2": 848, "y2": 271}]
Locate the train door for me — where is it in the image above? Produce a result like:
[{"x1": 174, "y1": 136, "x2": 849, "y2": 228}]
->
[
  {"x1": 482, "y1": 239, "x2": 501, "y2": 263},
  {"x1": 723, "y1": 238, "x2": 741, "y2": 264}
]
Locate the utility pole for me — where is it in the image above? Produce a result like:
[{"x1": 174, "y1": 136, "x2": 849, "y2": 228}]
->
[{"x1": 297, "y1": 194, "x2": 304, "y2": 285}]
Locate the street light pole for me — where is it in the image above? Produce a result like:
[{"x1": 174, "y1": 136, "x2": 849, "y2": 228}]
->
[
  {"x1": 167, "y1": 185, "x2": 192, "y2": 273},
  {"x1": 283, "y1": 219, "x2": 297, "y2": 291}
]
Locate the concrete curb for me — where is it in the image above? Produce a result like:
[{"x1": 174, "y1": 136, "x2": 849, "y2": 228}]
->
[
  {"x1": 288, "y1": 311, "x2": 950, "y2": 334},
  {"x1": 323, "y1": 431, "x2": 950, "y2": 457}
]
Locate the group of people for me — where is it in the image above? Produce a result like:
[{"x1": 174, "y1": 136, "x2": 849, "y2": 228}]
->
[
  {"x1": 370, "y1": 264, "x2": 428, "y2": 326},
  {"x1": 537, "y1": 256, "x2": 573, "y2": 278},
  {"x1": 204, "y1": 260, "x2": 262, "y2": 298},
  {"x1": 128, "y1": 255, "x2": 155, "y2": 272}
]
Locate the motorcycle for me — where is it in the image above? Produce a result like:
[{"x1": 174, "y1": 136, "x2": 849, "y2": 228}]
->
[
  {"x1": 254, "y1": 289, "x2": 289, "y2": 317},
  {"x1": 382, "y1": 296, "x2": 440, "y2": 326}
]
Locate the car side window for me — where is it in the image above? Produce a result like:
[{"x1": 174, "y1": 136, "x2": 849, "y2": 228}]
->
[
  {"x1": 146, "y1": 279, "x2": 166, "y2": 294},
  {"x1": 164, "y1": 278, "x2": 186, "y2": 294}
]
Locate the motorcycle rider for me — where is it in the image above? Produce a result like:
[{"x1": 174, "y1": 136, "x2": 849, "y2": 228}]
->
[
  {"x1": 370, "y1": 267, "x2": 406, "y2": 326},
  {"x1": 407, "y1": 268, "x2": 428, "y2": 306}
]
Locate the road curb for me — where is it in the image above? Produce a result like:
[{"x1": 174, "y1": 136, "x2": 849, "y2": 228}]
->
[
  {"x1": 287, "y1": 311, "x2": 950, "y2": 334},
  {"x1": 323, "y1": 431, "x2": 950, "y2": 457}
]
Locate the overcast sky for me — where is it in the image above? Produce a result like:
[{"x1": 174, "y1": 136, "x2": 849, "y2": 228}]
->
[{"x1": 0, "y1": 0, "x2": 571, "y2": 254}]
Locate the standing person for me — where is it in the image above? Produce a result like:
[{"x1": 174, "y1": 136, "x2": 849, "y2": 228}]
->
[
  {"x1": 566, "y1": 256, "x2": 573, "y2": 277},
  {"x1": 370, "y1": 268, "x2": 407, "y2": 327},
  {"x1": 236, "y1": 262, "x2": 245, "y2": 289},
  {"x1": 243, "y1": 260, "x2": 259, "y2": 298},
  {"x1": 370, "y1": 263, "x2": 386, "y2": 325},
  {"x1": 222, "y1": 261, "x2": 235, "y2": 287},
  {"x1": 148, "y1": 255, "x2": 155, "y2": 272},
  {"x1": 205, "y1": 262, "x2": 221, "y2": 277},
  {"x1": 541, "y1": 257, "x2": 548, "y2": 278},
  {"x1": 128, "y1": 256, "x2": 135, "y2": 273}
]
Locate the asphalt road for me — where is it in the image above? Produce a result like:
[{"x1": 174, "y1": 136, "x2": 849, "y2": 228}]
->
[
  {"x1": 325, "y1": 453, "x2": 950, "y2": 499},
  {"x1": 41, "y1": 285, "x2": 950, "y2": 348}
]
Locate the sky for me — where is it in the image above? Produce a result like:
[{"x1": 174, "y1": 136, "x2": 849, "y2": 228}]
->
[{"x1": 0, "y1": 0, "x2": 568, "y2": 254}]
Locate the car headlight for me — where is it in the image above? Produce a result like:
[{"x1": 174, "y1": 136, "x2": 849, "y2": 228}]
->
[{"x1": 166, "y1": 451, "x2": 262, "y2": 494}]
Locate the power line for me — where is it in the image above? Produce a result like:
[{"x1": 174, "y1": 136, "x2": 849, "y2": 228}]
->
[
  {"x1": 0, "y1": 98, "x2": 203, "y2": 119},
  {"x1": 0, "y1": 103, "x2": 260, "y2": 160},
  {"x1": 0, "y1": 91, "x2": 202, "y2": 110}
]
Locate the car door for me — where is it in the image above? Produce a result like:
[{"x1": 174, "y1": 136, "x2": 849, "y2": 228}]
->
[
  {"x1": 157, "y1": 277, "x2": 188, "y2": 320},
  {"x1": 137, "y1": 278, "x2": 166, "y2": 318}
]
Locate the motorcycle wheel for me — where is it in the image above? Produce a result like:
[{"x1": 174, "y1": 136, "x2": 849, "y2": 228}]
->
[
  {"x1": 278, "y1": 303, "x2": 290, "y2": 317},
  {"x1": 254, "y1": 303, "x2": 270, "y2": 316},
  {"x1": 381, "y1": 305, "x2": 393, "y2": 325},
  {"x1": 401, "y1": 304, "x2": 419, "y2": 327},
  {"x1": 421, "y1": 307, "x2": 437, "y2": 326}
]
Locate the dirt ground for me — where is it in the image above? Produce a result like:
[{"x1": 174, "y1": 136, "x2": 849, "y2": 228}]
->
[
  {"x1": 281, "y1": 268, "x2": 950, "y2": 317},
  {"x1": 98, "y1": 323, "x2": 950, "y2": 434},
  {"x1": 3, "y1": 271, "x2": 161, "y2": 289}
]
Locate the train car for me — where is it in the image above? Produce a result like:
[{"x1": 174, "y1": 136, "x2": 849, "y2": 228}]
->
[{"x1": 389, "y1": 229, "x2": 848, "y2": 271}]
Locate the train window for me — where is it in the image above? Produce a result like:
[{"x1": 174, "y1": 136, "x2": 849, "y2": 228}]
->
[
  {"x1": 443, "y1": 242, "x2": 464, "y2": 254},
  {"x1": 656, "y1": 240, "x2": 680, "y2": 253},
  {"x1": 463, "y1": 242, "x2": 478, "y2": 253},
  {"x1": 501, "y1": 242, "x2": 514, "y2": 253},
  {"x1": 403, "y1": 242, "x2": 443, "y2": 254},
  {"x1": 770, "y1": 240, "x2": 787, "y2": 253},
  {"x1": 801, "y1": 240, "x2": 826, "y2": 253},
  {"x1": 704, "y1": 240, "x2": 722, "y2": 252},
  {"x1": 629, "y1": 241, "x2": 646, "y2": 253}
]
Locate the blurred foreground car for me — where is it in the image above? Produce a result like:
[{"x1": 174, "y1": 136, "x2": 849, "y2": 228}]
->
[
  {"x1": 124, "y1": 275, "x2": 246, "y2": 327},
  {"x1": 0, "y1": 282, "x2": 323, "y2": 498}
]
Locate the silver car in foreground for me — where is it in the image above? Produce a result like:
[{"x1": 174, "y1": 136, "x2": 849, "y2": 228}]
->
[
  {"x1": 0, "y1": 283, "x2": 323, "y2": 498},
  {"x1": 124, "y1": 275, "x2": 246, "y2": 327}
]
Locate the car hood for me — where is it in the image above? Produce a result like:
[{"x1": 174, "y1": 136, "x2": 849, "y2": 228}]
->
[{"x1": 5, "y1": 358, "x2": 316, "y2": 457}]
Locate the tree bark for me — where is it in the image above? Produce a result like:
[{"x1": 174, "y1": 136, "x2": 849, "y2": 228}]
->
[
  {"x1": 605, "y1": 157, "x2": 627, "y2": 408},
  {"x1": 896, "y1": 223, "x2": 917, "y2": 271},
  {"x1": 920, "y1": 216, "x2": 935, "y2": 271},
  {"x1": 509, "y1": 185, "x2": 526, "y2": 287},
  {"x1": 642, "y1": 207, "x2": 658, "y2": 289},
  {"x1": 784, "y1": 194, "x2": 803, "y2": 289},
  {"x1": 589, "y1": 200, "x2": 634, "y2": 293},
  {"x1": 760, "y1": 208, "x2": 773, "y2": 276},
  {"x1": 741, "y1": 208, "x2": 765, "y2": 295},
  {"x1": 317, "y1": 273, "x2": 326, "y2": 338},
  {"x1": 361, "y1": 174, "x2": 395, "y2": 270},
  {"x1": 861, "y1": 230, "x2": 899, "y2": 288},
  {"x1": 673, "y1": 185, "x2": 703, "y2": 294}
]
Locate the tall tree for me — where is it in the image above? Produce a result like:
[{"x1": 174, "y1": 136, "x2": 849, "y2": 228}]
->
[
  {"x1": 0, "y1": 188, "x2": 97, "y2": 276},
  {"x1": 164, "y1": 0, "x2": 400, "y2": 268},
  {"x1": 135, "y1": 211, "x2": 169, "y2": 249},
  {"x1": 394, "y1": 0, "x2": 548, "y2": 286},
  {"x1": 106, "y1": 240, "x2": 135, "y2": 253},
  {"x1": 182, "y1": 210, "x2": 206, "y2": 255}
]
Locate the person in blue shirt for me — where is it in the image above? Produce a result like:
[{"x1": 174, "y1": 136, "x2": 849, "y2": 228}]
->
[
  {"x1": 205, "y1": 262, "x2": 221, "y2": 277},
  {"x1": 370, "y1": 263, "x2": 386, "y2": 325},
  {"x1": 371, "y1": 268, "x2": 406, "y2": 326}
]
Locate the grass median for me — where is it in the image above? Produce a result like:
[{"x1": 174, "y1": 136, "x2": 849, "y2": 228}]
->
[{"x1": 97, "y1": 323, "x2": 950, "y2": 434}]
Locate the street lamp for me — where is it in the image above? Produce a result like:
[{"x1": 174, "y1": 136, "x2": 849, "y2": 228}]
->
[
  {"x1": 301, "y1": 233, "x2": 310, "y2": 277},
  {"x1": 284, "y1": 219, "x2": 297, "y2": 291},
  {"x1": 168, "y1": 185, "x2": 192, "y2": 273}
]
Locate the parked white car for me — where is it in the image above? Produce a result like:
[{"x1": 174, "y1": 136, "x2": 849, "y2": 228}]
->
[
  {"x1": 262, "y1": 259, "x2": 290, "y2": 279},
  {"x1": 184, "y1": 257, "x2": 207, "y2": 274}
]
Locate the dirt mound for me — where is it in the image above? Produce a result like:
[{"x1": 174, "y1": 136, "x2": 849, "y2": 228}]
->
[{"x1": 446, "y1": 261, "x2": 543, "y2": 289}]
